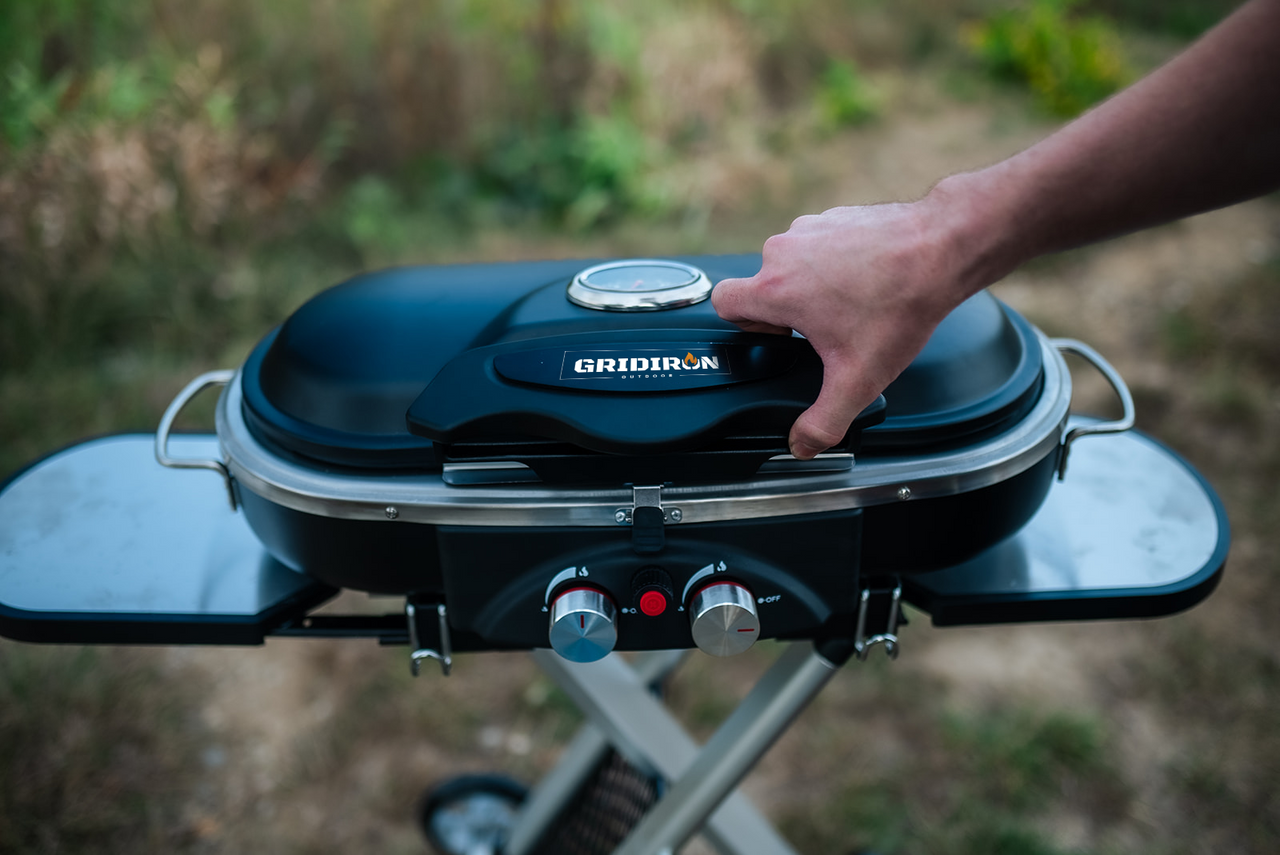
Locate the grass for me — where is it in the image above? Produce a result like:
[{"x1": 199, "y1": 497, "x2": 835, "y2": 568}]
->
[
  {"x1": 0, "y1": 645, "x2": 204, "y2": 854},
  {"x1": 778, "y1": 702, "x2": 1122, "y2": 855},
  {"x1": 1160, "y1": 261, "x2": 1280, "y2": 378},
  {"x1": 1122, "y1": 623, "x2": 1280, "y2": 849}
]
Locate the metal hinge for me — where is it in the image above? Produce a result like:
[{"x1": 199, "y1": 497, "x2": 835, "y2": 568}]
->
[
  {"x1": 407, "y1": 600, "x2": 453, "y2": 677},
  {"x1": 854, "y1": 580, "x2": 903, "y2": 661},
  {"x1": 613, "y1": 485, "x2": 683, "y2": 525},
  {"x1": 616, "y1": 486, "x2": 681, "y2": 555}
]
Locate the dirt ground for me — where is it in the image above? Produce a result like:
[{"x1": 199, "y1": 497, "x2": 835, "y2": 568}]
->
[{"x1": 4, "y1": 83, "x2": 1279, "y2": 855}]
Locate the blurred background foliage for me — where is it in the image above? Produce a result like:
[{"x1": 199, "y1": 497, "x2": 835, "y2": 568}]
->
[
  {"x1": 3, "y1": 2, "x2": 1278, "y2": 854},
  {"x1": 0, "y1": 0, "x2": 1221, "y2": 401},
  {"x1": 1, "y1": 0, "x2": 1170, "y2": 404},
  {"x1": 966, "y1": 0, "x2": 1131, "y2": 116}
]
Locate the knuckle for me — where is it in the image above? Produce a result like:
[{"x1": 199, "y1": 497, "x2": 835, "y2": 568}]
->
[{"x1": 761, "y1": 233, "x2": 789, "y2": 259}]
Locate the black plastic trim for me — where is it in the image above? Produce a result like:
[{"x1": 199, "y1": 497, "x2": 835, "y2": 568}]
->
[{"x1": 0, "y1": 577, "x2": 338, "y2": 646}]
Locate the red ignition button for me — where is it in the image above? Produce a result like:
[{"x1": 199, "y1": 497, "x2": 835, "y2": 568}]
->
[{"x1": 639, "y1": 590, "x2": 667, "y2": 617}]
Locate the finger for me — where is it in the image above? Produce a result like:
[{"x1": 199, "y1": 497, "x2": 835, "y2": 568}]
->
[
  {"x1": 712, "y1": 276, "x2": 794, "y2": 335},
  {"x1": 737, "y1": 319, "x2": 795, "y2": 335},
  {"x1": 788, "y1": 364, "x2": 880, "y2": 459},
  {"x1": 710, "y1": 276, "x2": 754, "y2": 323}
]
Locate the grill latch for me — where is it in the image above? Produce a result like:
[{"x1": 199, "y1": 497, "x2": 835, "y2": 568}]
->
[
  {"x1": 407, "y1": 598, "x2": 453, "y2": 677},
  {"x1": 616, "y1": 486, "x2": 682, "y2": 556},
  {"x1": 854, "y1": 577, "x2": 904, "y2": 660}
]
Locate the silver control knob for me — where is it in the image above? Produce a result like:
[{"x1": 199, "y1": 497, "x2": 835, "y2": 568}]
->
[
  {"x1": 549, "y1": 587, "x2": 617, "y2": 663},
  {"x1": 689, "y1": 582, "x2": 759, "y2": 657}
]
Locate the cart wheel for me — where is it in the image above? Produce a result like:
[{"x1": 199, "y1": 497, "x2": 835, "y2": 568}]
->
[{"x1": 419, "y1": 774, "x2": 528, "y2": 855}]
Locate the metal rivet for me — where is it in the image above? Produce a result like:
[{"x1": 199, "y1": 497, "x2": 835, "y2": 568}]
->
[
  {"x1": 614, "y1": 510, "x2": 628, "y2": 524},
  {"x1": 669, "y1": 508, "x2": 683, "y2": 522},
  {"x1": 896, "y1": 486, "x2": 911, "y2": 501},
  {"x1": 385, "y1": 506, "x2": 399, "y2": 520}
]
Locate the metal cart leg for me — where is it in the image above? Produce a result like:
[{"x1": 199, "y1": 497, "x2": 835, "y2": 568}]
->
[
  {"x1": 611, "y1": 643, "x2": 840, "y2": 855},
  {"x1": 531, "y1": 643, "x2": 838, "y2": 855},
  {"x1": 505, "y1": 650, "x2": 688, "y2": 855}
]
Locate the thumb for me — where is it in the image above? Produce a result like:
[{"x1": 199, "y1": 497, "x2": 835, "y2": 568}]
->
[
  {"x1": 712, "y1": 276, "x2": 793, "y2": 335},
  {"x1": 710, "y1": 275, "x2": 754, "y2": 323},
  {"x1": 788, "y1": 364, "x2": 880, "y2": 459}
]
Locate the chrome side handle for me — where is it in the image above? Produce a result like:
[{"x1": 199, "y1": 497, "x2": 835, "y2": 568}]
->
[
  {"x1": 155, "y1": 369, "x2": 237, "y2": 509},
  {"x1": 1052, "y1": 339, "x2": 1135, "y2": 480}
]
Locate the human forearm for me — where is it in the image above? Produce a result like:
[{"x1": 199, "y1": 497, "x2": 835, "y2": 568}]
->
[
  {"x1": 937, "y1": 0, "x2": 1280, "y2": 279},
  {"x1": 714, "y1": 0, "x2": 1280, "y2": 458}
]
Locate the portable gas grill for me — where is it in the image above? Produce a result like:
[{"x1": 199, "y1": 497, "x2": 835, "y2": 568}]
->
[{"x1": 0, "y1": 256, "x2": 1228, "y2": 855}]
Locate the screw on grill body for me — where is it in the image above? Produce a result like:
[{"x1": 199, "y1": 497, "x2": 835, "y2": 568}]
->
[
  {"x1": 896, "y1": 486, "x2": 911, "y2": 501},
  {"x1": 385, "y1": 506, "x2": 399, "y2": 519},
  {"x1": 615, "y1": 510, "x2": 628, "y2": 524},
  {"x1": 669, "y1": 508, "x2": 683, "y2": 522}
]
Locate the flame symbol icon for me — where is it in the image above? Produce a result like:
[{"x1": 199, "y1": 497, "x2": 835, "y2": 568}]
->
[{"x1": 683, "y1": 352, "x2": 698, "y2": 368}]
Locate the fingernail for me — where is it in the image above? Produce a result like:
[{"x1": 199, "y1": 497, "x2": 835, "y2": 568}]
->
[{"x1": 790, "y1": 439, "x2": 823, "y2": 460}]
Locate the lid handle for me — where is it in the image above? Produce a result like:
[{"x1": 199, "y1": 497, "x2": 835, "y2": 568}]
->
[
  {"x1": 1053, "y1": 339, "x2": 1135, "y2": 480},
  {"x1": 155, "y1": 370, "x2": 237, "y2": 510},
  {"x1": 406, "y1": 331, "x2": 887, "y2": 457}
]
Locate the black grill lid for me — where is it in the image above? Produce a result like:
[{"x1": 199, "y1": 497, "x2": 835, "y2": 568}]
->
[
  {"x1": 239, "y1": 255, "x2": 1043, "y2": 478},
  {"x1": 861, "y1": 294, "x2": 1044, "y2": 453}
]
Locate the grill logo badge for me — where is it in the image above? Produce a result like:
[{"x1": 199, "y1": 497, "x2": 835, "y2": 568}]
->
[{"x1": 561, "y1": 346, "x2": 731, "y2": 381}]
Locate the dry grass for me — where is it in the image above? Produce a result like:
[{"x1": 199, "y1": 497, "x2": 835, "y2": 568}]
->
[{"x1": 0, "y1": 646, "x2": 206, "y2": 852}]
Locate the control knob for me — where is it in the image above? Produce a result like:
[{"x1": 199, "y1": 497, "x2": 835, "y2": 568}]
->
[
  {"x1": 632, "y1": 566, "x2": 675, "y2": 617},
  {"x1": 689, "y1": 581, "x2": 759, "y2": 657},
  {"x1": 548, "y1": 587, "x2": 617, "y2": 663}
]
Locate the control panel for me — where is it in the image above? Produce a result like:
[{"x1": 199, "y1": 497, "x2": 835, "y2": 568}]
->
[{"x1": 435, "y1": 510, "x2": 862, "y2": 659}]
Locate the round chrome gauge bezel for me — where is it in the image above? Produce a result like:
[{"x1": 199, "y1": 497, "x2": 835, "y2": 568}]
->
[{"x1": 567, "y1": 259, "x2": 713, "y2": 312}]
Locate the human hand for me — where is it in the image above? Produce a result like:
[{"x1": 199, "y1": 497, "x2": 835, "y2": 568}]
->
[{"x1": 712, "y1": 196, "x2": 991, "y2": 458}]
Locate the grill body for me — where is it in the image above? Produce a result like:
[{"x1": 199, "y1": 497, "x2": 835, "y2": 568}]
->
[{"x1": 218, "y1": 254, "x2": 1071, "y2": 652}]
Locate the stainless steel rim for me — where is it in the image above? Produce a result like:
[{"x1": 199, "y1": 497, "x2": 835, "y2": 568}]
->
[{"x1": 216, "y1": 332, "x2": 1072, "y2": 527}]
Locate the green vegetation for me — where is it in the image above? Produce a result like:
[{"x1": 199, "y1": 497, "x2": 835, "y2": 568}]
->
[
  {"x1": 1158, "y1": 259, "x2": 1280, "y2": 433},
  {"x1": 780, "y1": 706, "x2": 1121, "y2": 855},
  {"x1": 1088, "y1": 0, "x2": 1241, "y2": 39},
  {"x1": 967, "y1": 0, "x2": 1131, "y2": 116},
  {"x1": 816, "y1": 59, "x2": 881, "y2": 130},
  {"x1": 0, "y1": 0, "x2": 940, "y2": 476},
  {"x1": 0, "y1": 646, "x2": 201, "y2": 853},
  {"x1": 942, "y1": 709, "x2": 1113, "y2": 813},
  {"x1": 1128, "y1": 624, "x2": 1280, "y2": 849}
]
